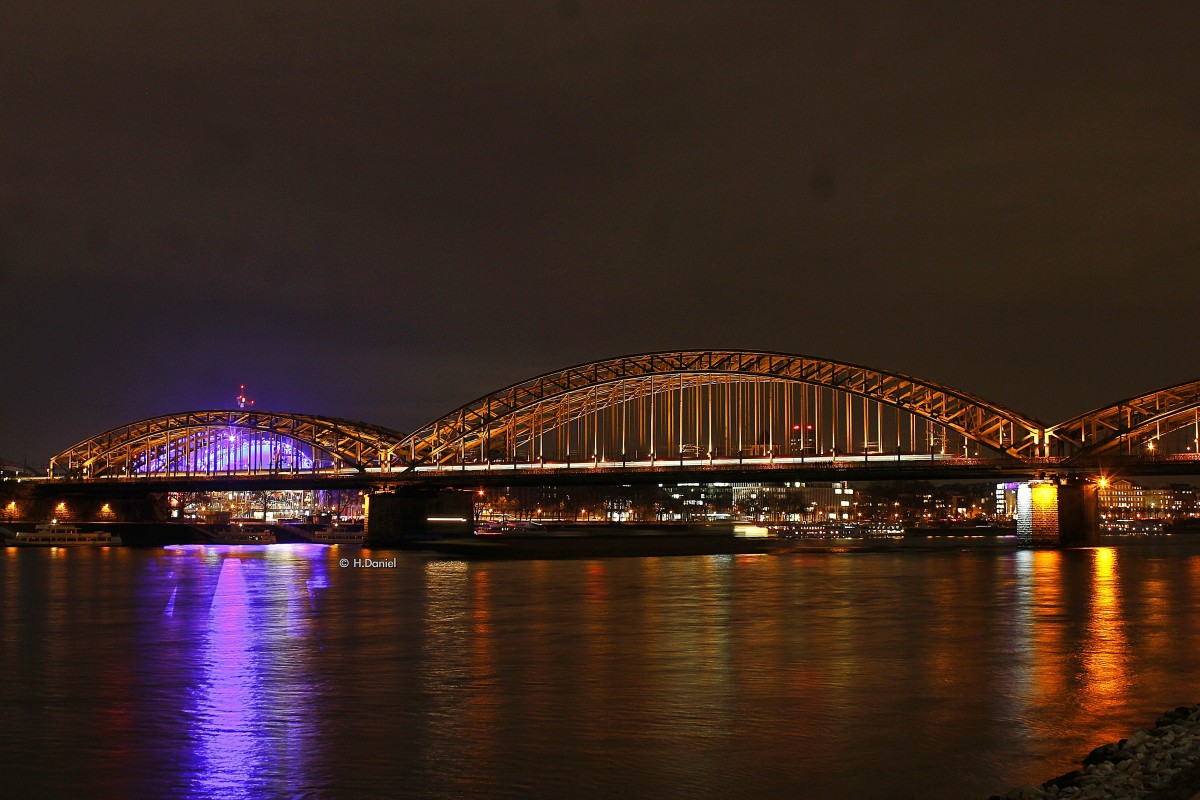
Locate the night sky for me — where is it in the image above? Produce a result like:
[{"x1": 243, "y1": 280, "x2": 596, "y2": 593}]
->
[{"x1": 4, "y1": 2, "x2": 1200, "y2": 465}]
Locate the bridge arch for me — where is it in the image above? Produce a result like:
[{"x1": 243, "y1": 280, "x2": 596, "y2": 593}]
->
[
  {"x1": 50, "y1": 410, "x2": 408, "y2": 478},
  {"x1": 400, "y1": 350, "x2": 1047, "y2": 468},
  {"x1": 1049, "y1": 378, "x2": 1200, "y2": 461}
]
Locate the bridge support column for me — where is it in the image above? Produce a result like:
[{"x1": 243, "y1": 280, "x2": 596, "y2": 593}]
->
[
  {"x1": 1016, "y1": 480, "x2": 1098, "y2": 547},
  {"x1": 365, "y1": 489, "x2": 474, "y2": 547}
]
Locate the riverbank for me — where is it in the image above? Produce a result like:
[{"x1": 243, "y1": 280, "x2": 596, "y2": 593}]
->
[{"x1": 991, "y1": 705, "x2": 1200, "y2": 799}]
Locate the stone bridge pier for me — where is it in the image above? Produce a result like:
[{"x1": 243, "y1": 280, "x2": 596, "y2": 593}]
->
[
  {"x1": 1016, "y1": 479, "x2": 1098, "y2": 547},
  {"x1": 364, "y1": 488, "x2": 474, "y2": 546}
]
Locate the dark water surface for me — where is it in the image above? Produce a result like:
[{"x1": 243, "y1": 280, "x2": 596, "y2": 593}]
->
[{"x1": 4, "y1": 542, "x2": 1200, "y2": 799}]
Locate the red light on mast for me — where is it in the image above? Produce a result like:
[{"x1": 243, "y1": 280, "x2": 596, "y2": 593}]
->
[{"x1": 236, "y1": 384, "x2": 256, "y2": 409}]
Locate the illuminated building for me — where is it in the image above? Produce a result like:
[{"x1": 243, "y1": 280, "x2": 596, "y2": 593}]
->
[
  {"x1": 138, "y1": 433, "x2": 318, "y2": 475},
  {"x1": 1098, "y1": 479, "x2": 1173, "y2": 520}
]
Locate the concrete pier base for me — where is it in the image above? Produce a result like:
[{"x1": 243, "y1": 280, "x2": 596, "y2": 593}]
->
[
  {"x1": 1016, "y1": 480, "x2": 1098, "y2": 547},
  {"x1": 365, "y1": 489, "x2": 474, "y2": 547}
]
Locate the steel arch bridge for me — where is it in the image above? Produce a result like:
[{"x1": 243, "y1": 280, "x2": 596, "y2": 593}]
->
[
  {"x1": 1048, "y1": 377, "x2": 1200, "y2": 463},
  {"x1": 44, "y1": 351, "x2": 1200, "y2": 483},
  {"x1": 399, "y1": 350, "x2": 1048, "y2": 472},
  {"x1": 49, "y1": 410, "x2": 409, "y2": 479}
]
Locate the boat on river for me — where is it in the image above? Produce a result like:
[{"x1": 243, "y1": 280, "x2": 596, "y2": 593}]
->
[
  {"x1": 5, "y1": 523, "x2": 122, "y2": 546},
  {"x1": 206, "y1": 525, "x2": 277, "y2": 544},
  {"x1": 307, "y1": 526, "x2": 365, "y2": 544}
]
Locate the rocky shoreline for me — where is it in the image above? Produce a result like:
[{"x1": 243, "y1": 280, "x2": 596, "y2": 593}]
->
[{"x1": 991, "y1": 705, "x2": 1200, "y2": 799}]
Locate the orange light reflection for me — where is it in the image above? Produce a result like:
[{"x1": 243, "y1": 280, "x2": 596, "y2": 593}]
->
[{"x1": 1082, "y1": 548, "x2": 1129, "y2": 716}]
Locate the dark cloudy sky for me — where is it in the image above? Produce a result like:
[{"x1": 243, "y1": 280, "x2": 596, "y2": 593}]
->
[{"x1": 3, "y1": 2, "x2": 1199, "y2": 463}]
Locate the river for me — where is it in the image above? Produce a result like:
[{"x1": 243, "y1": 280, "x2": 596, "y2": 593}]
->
[{"x1": 4, "y1": 541, "x2": 1200, "y2": 799}]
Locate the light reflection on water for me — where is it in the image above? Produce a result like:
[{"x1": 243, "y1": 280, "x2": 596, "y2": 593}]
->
[
  {"x1": 1083, "y1": 548, "x2": 1129, "y2": 715},
  {"x1": 7, "y1": 542, "x2": 1200, "y2": 798},
  {"x1": 165, "y1": 545, "x2": 328, "y2": 799},
  {"x1": 190, "y1": 557, "x2": 261, "y2": 798}
]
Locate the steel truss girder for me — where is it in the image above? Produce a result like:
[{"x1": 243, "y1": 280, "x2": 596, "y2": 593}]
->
[
  {"x1": 401, "y1": 350, "x2": 1047, "y2": 466},
  {"x1": 50, "y1": 410, "x2": 408, "y2": 477},
  {"x1": 1050, "y1": 378, "x2": 1200, "y2": 460}
]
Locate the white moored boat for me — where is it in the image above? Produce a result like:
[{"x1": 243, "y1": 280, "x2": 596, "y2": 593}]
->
[{"x1": 6, "y1": 523, "x2": 121, "y2": 546}]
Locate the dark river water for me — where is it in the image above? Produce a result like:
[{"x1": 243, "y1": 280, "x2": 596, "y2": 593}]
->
[{"x1": 4, "y1": 541, "x2": 1200, "y2": 799}]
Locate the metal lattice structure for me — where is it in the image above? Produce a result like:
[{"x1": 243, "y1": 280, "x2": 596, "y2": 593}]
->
[
  {"x1": 1049, "y1": 378, "x2": 1200, "y2": 461},
  {"x1": 49, "y1": 410, "x2": 408, "y2": 478},
  {"x1": 400, "y1": 350, "x2": 1048, "y2": 468},
  {"x1": 61, "y1": 352, "x2": 1200, "y2": 483}
]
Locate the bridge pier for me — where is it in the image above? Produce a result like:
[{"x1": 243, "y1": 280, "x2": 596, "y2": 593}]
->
[
  {"x1": 364, "y1": 489, "x2": 474, "y2": 547},
  {"x1": 1016, "y1": 480, "x2": 1098, "y2": 547}
]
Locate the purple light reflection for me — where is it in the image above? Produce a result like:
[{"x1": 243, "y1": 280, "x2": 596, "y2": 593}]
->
[
  {"x1": 189, "y1": 557, "x2": 264, "y2": 799},
  {"x1": 304, "y1": 556, "x2": 330, "y2": 615},
  {"x1": 175, "y1": 547, "x2": 329, "y2": 799}
]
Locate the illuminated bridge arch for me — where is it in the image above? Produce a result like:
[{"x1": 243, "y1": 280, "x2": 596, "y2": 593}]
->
[
  {"x1": 400, "y1": 350, "x2": 1047, "y2": 469},
  {"x1": 1049, "y1": 378, "x2": 1200, "y2": 461},
  {"x1": 50, "y1": 410, "x2": 408, "y2": 478}
]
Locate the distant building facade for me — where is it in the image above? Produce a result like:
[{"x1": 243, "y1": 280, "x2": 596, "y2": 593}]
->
[{"x1": 1099, "y1": 479, "x2": 1174, "y2": 521}]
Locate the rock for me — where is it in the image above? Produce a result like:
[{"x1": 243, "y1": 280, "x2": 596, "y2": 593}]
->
[
  {"x1": 992, "y1": 702, "x2": 1200, "y2": 799},
  {"x1": 1155, "y1": 707, "x2": 1192, "y2": 726},
  {"x1": 1043, "y1": 770, "x2": 1081, "y2": 790},
  {"x1": 1084, "y1": 743, "x2": 1119, "y2": 765}
]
